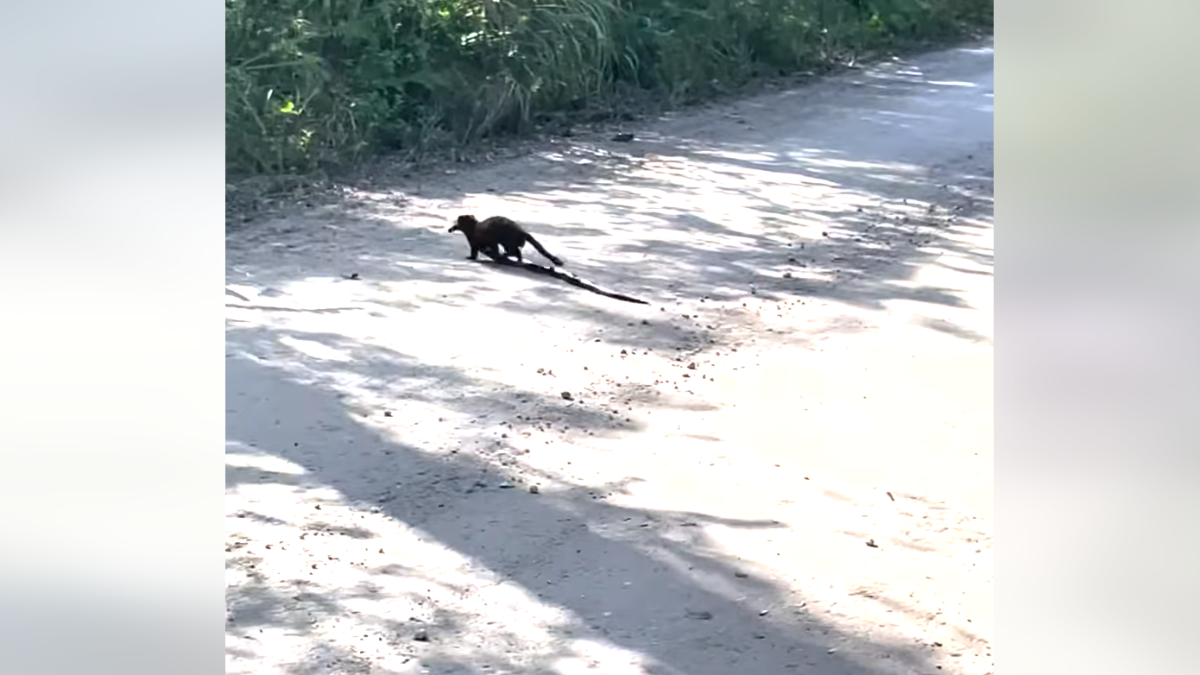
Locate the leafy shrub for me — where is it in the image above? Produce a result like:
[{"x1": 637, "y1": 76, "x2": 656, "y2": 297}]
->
[{"x1": 225, "y1": 0, "x2": 992, "y2": 178}]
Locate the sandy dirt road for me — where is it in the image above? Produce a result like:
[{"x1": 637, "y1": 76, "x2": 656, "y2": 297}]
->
[{"x1": 226, "y1": 38, "x2": 993, "y2": 675}]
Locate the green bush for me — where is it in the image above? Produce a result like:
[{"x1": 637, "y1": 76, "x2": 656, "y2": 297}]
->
[{"x1": 225, "y1": 0, "x2": 992, "y2": 178}]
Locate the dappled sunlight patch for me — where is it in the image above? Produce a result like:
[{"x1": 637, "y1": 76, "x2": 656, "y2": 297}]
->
[
  {"x1": 228, "y1": 481, "x2": 660, "y2": 674},
  {"x1": 226, "y1": 442, "x2": 308, "y2": 476},
  {"x1": 549, "y1": 639, "x2": 661, "y2": 675},
  {"x1": 277, "y1": 335, "x2": 355, "y2": 363}
]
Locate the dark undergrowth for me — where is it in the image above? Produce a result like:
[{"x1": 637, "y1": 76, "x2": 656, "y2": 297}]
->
[{"x1": 225, "y1": 0, "x2": 992, "y2": 190}]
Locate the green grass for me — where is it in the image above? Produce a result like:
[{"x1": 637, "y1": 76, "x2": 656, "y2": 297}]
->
[{"x1": 225, "y1": 0, "x2": 992, "y2": 180}]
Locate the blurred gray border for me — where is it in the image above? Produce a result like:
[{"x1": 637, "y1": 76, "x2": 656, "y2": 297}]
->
[
  {"x1": 0, "y1": 3, "x2": 225, "y2": 675},
  {"x1": 999, "y1": 1, "x2": 1198, "y2": 674}
]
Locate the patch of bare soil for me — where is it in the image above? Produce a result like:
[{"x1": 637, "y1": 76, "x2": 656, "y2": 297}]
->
[{"x1": 226, "y1": 39, "x2": 994, "y2": 675}]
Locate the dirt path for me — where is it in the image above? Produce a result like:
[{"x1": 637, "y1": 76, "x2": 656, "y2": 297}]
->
[{"x1": 226, "y1": 38, "x2": 994, "y2": 675}]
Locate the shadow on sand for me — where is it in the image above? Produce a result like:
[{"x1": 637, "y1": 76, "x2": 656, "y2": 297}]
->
[{"x1": 226, "y1": 40, "x2": 994, "y2": 674}]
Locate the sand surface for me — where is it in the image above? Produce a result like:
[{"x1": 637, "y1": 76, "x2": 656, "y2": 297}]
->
[{"x1": 226, "y1": 38, "x2": 994, "y2": 675}]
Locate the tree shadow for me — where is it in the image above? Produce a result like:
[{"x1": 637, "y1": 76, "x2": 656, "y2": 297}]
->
[
  {"x1": 226, "y1": 326, "x2": 945, "y2": 674},
  {"x1": 226, "y1": 38, "x2": 993, "y2": 674}
]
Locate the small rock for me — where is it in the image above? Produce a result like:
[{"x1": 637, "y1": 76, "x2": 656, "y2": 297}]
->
[
  {"x1": 734, "y1": 571, "x2": 749, "y2": 578},
  {"x1": 498, "y1": 482, "x2": 515, "y2": 489},
  {"x1": 865, "y1": 538, "x2": 879, "y2": 548},
  {"x1": 383, "y1": 411, "x2": 393, "y2": 417},
  {"x1": 561, "y1": 391, "x2": 574, "y2": 401},
  {"x1": 529, "y1": 485, "x2": 540, "y2": 494},
  {"x1": 611, "y1": 132, "x2": 635, "y2": 142},
  {"x1": 685, "y1": 609, "x2": 714, "y2": 620},
  {"x1": 413, "y1": 628, "x2": 430, "y2": 642}
]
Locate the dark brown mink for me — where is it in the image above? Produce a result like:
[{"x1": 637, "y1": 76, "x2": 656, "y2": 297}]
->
[{"x1": 448, "y1": 215, "x2": 564, "y2": 267}]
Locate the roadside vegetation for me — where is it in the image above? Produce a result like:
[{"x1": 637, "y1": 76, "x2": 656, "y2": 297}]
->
[{"x1": 226, "y1": 0, "x2": 992, "y2": 182}]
